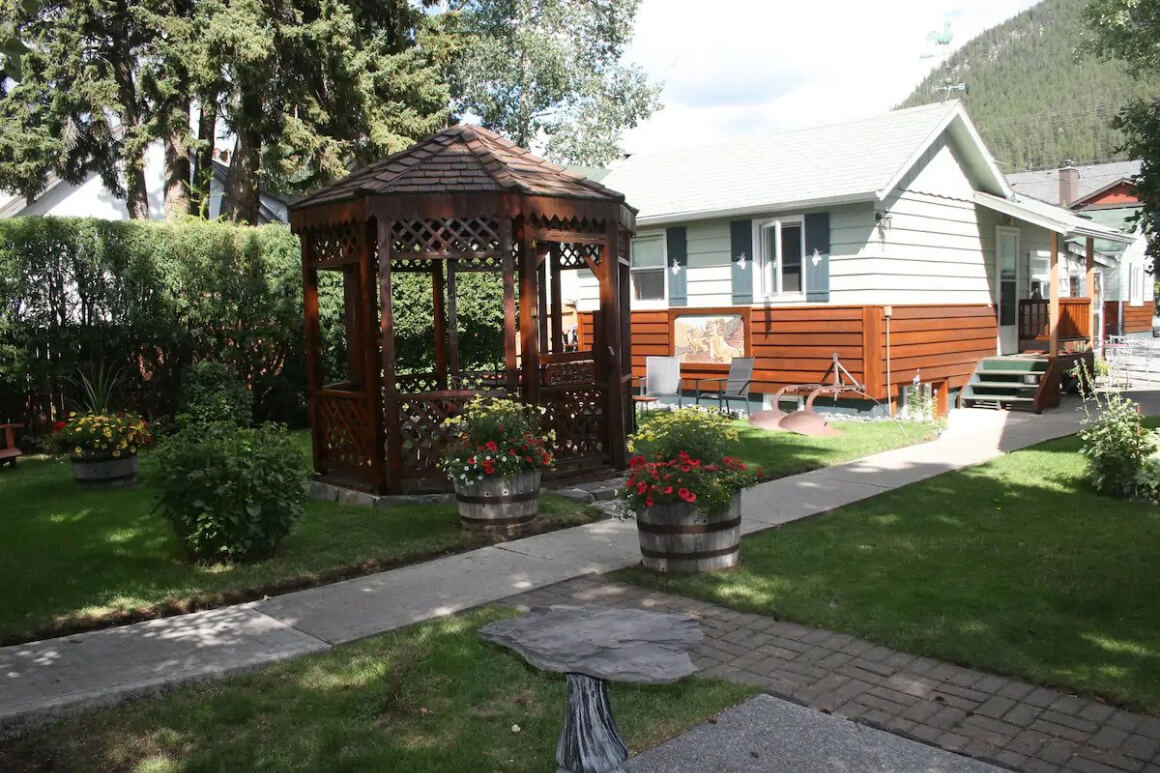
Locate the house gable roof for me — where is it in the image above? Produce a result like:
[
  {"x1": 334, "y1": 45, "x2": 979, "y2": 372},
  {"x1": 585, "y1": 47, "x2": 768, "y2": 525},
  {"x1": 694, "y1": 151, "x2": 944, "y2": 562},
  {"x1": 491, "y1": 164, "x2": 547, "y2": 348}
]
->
[
  {"x1": 1006, "y1": 160, "x2": 1142, "y2": 206},
  {"x1": 291, "y1": 124, "x2": 626, "y2": 210},
  {"x1": 600, "y1": 101, "x2": 1010, "y2": 226}
]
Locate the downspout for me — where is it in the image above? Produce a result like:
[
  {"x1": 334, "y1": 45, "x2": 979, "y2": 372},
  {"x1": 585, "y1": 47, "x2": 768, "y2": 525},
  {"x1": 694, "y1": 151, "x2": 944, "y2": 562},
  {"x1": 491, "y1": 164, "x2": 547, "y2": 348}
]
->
[{"x1": 884, "y1": 305, "x2": 893, "y2": 417}]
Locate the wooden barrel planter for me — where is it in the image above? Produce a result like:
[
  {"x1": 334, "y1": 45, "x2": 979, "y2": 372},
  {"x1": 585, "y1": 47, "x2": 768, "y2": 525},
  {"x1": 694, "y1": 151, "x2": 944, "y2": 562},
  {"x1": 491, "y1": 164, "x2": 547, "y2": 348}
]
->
[
  {"x1": 70, "y1": 454, "x2": 139, "y2": 489},
  {"x1": 454, "y1": 470, "x2": 542, "y2": 535},
  {"x1": 636, "y1": 494, "x2": 741, "y2": 573}
]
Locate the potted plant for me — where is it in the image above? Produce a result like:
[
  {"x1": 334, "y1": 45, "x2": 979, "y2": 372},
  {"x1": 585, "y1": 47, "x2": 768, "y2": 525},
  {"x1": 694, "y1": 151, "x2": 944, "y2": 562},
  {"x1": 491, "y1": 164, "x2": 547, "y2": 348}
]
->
[
  {"x1": 441, "y1": 396, "x2": 555, "y2": 534},
  {"x1": 620, "y1": 407, "x2": 759, "y2": 573},
  {"x1": 52, "y1": 412, "x2": 152, "y2": 488}
]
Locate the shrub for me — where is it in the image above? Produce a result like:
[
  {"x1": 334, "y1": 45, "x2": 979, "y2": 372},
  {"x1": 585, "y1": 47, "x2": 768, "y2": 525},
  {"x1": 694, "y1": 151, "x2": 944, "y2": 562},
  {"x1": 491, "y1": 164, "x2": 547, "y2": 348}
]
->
[
  {"x1": 628, "y1": 406, "x2": 737, "y2": 462},
  {"x1": 179, "y1": 361, "x2": 253, "y2": 428},
  {"x1": 1078, "y1": 387, "x2": 1159, "y2": 499},
  {"x1": 155, "y1": 422, "x2": 308, "y2": 563},
  {"x1": 440, "y1": 396, "x2": 554, "y2": 485},
  {"x1": 50, "y1": 412, "x2": 152, "y2": 459}
]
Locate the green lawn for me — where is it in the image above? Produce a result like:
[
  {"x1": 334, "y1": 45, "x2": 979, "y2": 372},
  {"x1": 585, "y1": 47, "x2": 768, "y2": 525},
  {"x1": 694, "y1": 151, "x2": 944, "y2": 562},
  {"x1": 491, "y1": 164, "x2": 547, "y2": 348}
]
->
[
  {"x1": 730, "y1": 418, "x2": 938, "y2": 480},
  {"x1": 0, "y1": 437, "x2": 596, "y2": 645},
  {"x1": 618, "y1": 421, "x2": 1160, "y2": 713},
  {"x1": 0, "y1": 607, "x2": 755, "y2": 772}
]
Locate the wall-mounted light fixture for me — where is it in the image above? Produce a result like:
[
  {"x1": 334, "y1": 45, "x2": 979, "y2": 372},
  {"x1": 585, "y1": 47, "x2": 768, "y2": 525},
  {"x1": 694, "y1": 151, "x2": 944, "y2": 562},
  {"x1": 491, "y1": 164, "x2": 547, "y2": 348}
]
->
[{"x1": 875, "y1": 210, "x2": 893, "y2": 232}]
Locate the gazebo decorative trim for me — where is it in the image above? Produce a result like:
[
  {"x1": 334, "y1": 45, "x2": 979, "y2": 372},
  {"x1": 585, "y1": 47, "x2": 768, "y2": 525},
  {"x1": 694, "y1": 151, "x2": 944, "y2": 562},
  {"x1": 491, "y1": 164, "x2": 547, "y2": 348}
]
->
[{"x1": 290, "y1": 125, "x2": 637, "y2": 494}]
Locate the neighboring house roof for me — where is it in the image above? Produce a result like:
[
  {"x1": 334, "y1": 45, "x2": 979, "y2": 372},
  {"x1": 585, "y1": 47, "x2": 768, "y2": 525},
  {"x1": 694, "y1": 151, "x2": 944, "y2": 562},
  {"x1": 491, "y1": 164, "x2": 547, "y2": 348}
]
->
[
  {"x1": 974, "y1": 191, "x2": 1135, "y2": 244},
  {"x1": 209, "y1": 160, "x2": 293, "y2": 224},
  {"x1": 599, "y1": 101, "x2": 1010, "y2": 226},
  {"x1": 292, "y1": 124, "x2": 627, "y2": 210},
  {"x1": 1007, "y1": 160, "x2": 1142, "y2": 206}
]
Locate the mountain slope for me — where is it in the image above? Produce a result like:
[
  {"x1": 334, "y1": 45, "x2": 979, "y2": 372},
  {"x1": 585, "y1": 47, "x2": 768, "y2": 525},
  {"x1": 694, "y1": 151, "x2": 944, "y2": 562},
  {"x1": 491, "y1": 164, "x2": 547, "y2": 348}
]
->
[{"x1": 898, "y1": 0, "x2": 1160, "y2": 172}]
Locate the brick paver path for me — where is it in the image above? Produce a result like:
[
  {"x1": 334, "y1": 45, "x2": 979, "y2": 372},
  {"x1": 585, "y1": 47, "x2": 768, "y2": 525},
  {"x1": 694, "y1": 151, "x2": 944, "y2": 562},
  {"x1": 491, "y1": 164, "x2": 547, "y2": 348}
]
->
[{"x1": 506, "y1": 576, "x2": 1160, "y2": 773}]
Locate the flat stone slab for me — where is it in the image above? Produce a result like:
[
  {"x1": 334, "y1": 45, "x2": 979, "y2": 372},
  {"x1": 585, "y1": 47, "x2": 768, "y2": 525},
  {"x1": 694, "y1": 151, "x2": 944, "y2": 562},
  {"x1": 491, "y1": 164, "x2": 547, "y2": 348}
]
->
[
  {"x1": 0, "y1": 604, "x2": 328, "y2": 735},
  {"x1": 630, "y1": 694, "x2": 1003, "y2": 772},
  {"x1": 479, "y1": 605, "x2": 702, "y2": 684}
]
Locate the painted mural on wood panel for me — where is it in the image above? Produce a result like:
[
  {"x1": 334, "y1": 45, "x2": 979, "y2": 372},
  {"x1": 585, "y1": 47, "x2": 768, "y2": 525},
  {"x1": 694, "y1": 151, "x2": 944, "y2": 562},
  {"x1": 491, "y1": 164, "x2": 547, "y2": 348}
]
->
[{"x1": 674, "y1": 315, "x2": 744, "y2": 364}]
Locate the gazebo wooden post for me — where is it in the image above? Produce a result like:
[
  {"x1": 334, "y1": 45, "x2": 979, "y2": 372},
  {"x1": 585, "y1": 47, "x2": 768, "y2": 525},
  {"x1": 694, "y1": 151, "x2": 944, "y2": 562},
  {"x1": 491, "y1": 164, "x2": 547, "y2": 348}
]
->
[
  {"x1": 300, "y1": 232, "x2": 325, "y2": 474},
  {"x1": 446, "y1": 259, "x2": 461, "y2": 378},
  {"x1": 1049, "y1": 231, "x2": 1060, "y2": 358},
  {"x1": 502, "y1": 222, "x2": 518, "y2": 393},
  {"x1": 601, "y1": 225, "x2": 628, "y2": 468},
  {"x1": 432, "y1": 259, "x2": 448, "y2": 390},
  {"x1": 362, "y1": 219, "x2": 387, "y2": 491},
  {"x1": 537, "y1": 250, "x2": 549, "y2": 352},
  {"x1": 549, "y1": 244, "x2": 564, "y2": 353},
  {"x1": 518, "y1": 218, "x2": 542, "y2": 405},
  {"x1": 376, "y1": 217, "x2": 402, "y2": 493},
  {"x1": 342, "y1": 267, "x2": 362, "y2": 382},
  {"x1": 1086, "y1": 237, "x2": 1096, "y2": 350}
]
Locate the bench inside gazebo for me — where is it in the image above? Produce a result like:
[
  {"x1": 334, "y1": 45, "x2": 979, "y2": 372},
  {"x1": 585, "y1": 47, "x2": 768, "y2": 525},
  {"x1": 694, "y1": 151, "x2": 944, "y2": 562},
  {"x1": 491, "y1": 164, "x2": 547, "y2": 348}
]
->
[{"x1": 290, "y1": 125, "x2": 636, "y2": 494}]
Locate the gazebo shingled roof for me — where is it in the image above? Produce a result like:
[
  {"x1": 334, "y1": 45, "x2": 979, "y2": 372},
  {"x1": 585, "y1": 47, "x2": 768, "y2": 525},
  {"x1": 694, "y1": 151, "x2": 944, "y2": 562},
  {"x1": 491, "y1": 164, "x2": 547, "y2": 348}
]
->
[
  {"x1": 293, "y1": 124, "x2": 629, "y2": 209},
  {"x1": 290, "y1": 126, "x2": 636, "y2": 495}
]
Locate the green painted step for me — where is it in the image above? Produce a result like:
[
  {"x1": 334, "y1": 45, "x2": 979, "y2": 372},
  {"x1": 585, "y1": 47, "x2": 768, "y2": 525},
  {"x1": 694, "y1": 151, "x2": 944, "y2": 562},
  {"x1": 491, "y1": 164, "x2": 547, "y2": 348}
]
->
[
  {"x1": 970, "y1": 381, "x2": 1038, "y2": 390},
  {"x1": 978, "y1": 358, "x2": 1048, "y2": 373},
  {"x1": 964, "y1": 394, "x2": 1035, "y2": 403},
  {"x1": 972, "y1": 369, "x2": 1045, "y2": 377}
]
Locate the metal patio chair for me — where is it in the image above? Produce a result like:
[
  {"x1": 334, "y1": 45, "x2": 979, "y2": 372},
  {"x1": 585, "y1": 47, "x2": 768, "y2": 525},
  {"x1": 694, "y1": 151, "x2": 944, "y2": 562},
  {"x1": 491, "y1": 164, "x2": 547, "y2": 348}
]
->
[
  {"x1": 636, "y1": 356, "x2": 683, "y2": 415},
  {"x1": 695, "y1": 357, "x2": 755, "y2": 415}
]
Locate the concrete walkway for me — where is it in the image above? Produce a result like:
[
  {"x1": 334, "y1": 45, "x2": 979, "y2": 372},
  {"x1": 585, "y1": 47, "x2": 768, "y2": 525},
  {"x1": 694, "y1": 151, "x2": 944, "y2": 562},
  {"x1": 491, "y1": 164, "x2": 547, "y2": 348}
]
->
[{"x1": 1, "y1": 394, "x2": 1151, "y2": 734}]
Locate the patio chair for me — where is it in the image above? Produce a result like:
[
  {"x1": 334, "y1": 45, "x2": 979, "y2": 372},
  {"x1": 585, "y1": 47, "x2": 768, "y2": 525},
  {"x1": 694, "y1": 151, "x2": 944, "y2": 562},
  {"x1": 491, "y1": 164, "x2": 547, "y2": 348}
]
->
[
  {"x1": 695, "y1": 357, "x2": 755, "y2": 415},
  {"x1": 0, "y1": 423, "x2": 23, "y2": 468},
  {"x1": 636, "y1": 356, "x2": 683, "y2": 414}
]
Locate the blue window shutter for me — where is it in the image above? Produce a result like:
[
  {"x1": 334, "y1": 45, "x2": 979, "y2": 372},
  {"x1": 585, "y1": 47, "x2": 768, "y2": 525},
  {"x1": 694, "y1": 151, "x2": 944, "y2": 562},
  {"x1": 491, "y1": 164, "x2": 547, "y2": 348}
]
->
[
  {"x1": 805, "y1": 212, "x2": 830, "y2": 302},
  {"x1": 667, "y1": 227, "x2": 687, "y2": 307},
  {"x1": 730, "y1": 220, "x2": 753, "y2": 304}
]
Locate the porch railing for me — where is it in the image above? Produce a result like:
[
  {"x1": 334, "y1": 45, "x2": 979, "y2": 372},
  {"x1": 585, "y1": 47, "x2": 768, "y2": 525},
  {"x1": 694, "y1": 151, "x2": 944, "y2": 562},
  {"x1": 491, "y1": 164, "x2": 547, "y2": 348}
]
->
[{"x1": 1018, "y1": 298, "x2": 1091, "y2": 344}]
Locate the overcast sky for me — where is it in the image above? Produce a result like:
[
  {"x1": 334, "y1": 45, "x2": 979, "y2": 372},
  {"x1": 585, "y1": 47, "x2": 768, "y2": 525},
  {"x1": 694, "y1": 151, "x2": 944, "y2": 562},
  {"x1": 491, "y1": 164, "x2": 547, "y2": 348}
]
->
[{"x1": 618, "y1": 0, "x2": 1042, "y2": 155}]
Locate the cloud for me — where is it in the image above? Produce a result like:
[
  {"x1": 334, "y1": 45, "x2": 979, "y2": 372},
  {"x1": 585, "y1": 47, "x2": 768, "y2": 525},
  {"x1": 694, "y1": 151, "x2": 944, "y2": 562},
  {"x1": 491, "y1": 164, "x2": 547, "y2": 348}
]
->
[{"x1": 618, "y1": 0, "x2": 1042, "y2": 155}]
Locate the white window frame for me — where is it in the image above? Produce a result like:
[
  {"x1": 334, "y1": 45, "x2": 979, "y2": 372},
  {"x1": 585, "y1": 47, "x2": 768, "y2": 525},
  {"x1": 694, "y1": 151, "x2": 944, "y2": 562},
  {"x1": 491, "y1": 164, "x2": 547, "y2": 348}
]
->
[
  {"x1": 1130, "y1": 261, "x2": 1145, "y2": 307},
  {"x1": 755, "y1": 216, "x2": 807, "y2": 300},
  {"x1": 629, "y1": 231, "x2": 668, "y2": 310}
]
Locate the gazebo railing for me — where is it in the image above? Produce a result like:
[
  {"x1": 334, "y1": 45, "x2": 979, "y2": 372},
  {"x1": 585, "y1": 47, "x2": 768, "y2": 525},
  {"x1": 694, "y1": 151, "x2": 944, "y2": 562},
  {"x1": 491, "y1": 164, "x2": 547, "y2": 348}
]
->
[{"x1": 315, "y1": 388, "x2": 377, "y2": 480}]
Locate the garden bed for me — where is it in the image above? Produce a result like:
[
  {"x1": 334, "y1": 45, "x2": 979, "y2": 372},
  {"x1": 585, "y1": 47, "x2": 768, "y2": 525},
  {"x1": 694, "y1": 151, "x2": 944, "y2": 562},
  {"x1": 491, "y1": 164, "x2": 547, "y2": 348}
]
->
[
  {"x1": 0, "y1": 607, "x2": 755, "y2": 772},
  {"x1": 0, "y1": 434, "x2": 598, "y2": 646},
  {"x1": 618, "y1": 422, "x2": 1160, "y2": 713}
]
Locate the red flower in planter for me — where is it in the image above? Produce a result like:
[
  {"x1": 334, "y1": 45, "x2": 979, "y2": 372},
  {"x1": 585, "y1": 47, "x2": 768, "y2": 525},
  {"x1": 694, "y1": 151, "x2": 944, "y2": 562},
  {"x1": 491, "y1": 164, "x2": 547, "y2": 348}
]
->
[
  {"x1": 678, "y1": 487, "x2": 696, "y2": 503},
  {"x1": 53, "y1": 420, "x2": 66, "y2": 432}
]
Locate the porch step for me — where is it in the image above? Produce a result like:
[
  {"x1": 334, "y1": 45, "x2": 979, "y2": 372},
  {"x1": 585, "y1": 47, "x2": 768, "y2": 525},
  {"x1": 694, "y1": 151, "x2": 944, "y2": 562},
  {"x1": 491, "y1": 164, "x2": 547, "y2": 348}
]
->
[
  {"x1": 969, "y1": 381, "x2": 1039, "y2": 391},
  {"x1": 961, "y1": 356, "x2": 1051, "y2": 412}
]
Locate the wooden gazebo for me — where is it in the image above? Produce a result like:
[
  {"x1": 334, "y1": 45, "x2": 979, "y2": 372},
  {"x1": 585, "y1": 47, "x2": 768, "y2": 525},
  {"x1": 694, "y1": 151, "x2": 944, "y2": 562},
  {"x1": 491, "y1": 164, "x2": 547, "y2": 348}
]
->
[{"x1": 289, "y1": 125, "x2": 636, "y2": 494}]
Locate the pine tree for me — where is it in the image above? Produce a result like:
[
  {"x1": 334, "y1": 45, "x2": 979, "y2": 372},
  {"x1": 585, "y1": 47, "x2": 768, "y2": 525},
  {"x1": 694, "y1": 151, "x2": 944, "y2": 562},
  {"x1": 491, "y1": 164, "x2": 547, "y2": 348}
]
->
[{"x1": 203, "y1": 0, "x2": 451, "y2": 224}]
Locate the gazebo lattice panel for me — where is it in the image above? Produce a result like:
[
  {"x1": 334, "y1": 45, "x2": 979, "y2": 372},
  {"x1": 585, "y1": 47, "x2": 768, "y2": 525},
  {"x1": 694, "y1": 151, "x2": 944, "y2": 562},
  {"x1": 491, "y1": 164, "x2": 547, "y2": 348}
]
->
[
  {"x1": 396, "y1": 393, "x2": 477, "y2": 476},
  {"x1": 541, "y1": 386, "x2": 607, "y2": 462},
  {"x1": 390, "y1": 218, "x2": 503, "y2": 258},
  {"x1": 307, "y1": 222, "x2": 362, "y2": 268},
  {"x1": 315, "y1": 391, "x2": 376, "y2": 475},
  {"x1": 530, "y1": 214, "x2": 608, "y2": 234},
  {"x1": 556, "y1": 243, "x2": 602, "y2": 270}
]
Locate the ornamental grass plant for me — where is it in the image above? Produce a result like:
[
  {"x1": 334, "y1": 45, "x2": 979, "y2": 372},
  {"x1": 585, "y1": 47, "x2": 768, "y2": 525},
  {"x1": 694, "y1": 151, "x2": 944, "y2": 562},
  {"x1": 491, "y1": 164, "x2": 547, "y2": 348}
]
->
[{"x1": 440, "y1": 397, "x2": 555, "y2": 485}]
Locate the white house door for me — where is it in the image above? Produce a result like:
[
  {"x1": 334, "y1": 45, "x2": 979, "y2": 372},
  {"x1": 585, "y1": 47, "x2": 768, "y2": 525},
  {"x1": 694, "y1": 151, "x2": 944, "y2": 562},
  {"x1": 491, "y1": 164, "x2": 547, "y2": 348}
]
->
[{"x1": 996, "y1": 227, "x2": 1020, "y2": 354}]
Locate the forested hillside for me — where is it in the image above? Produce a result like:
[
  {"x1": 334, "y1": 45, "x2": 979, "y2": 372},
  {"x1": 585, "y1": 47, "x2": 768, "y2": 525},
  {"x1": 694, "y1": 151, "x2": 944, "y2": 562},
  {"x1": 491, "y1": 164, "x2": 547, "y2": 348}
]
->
[{"x1": 899, "y1": 0, "x2": 1160, "y2": 172}]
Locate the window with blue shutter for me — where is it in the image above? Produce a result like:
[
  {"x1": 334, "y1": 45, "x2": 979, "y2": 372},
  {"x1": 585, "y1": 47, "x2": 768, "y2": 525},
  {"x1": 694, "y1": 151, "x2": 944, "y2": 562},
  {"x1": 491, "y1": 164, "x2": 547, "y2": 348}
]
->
[
  {"x1": 804, "y1": 212, "x2": 830, "y2": 302},
  {"x1": 730, "y1": 220, "x2": 753, "y2": 304},
  {"x1": 667, "y1": 227, "x2": 687, "y2": 307}
]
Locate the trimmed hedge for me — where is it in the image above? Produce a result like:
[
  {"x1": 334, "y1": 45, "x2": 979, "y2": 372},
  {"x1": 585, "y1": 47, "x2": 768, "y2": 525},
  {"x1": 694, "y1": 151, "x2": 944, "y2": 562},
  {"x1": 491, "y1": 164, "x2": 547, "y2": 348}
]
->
[
  {"x1": 0, "y1": 217, "x2": 305, "y2": 430},
  {"x1": 0, "y1": 216, "x2": 507, "y2": 433}
]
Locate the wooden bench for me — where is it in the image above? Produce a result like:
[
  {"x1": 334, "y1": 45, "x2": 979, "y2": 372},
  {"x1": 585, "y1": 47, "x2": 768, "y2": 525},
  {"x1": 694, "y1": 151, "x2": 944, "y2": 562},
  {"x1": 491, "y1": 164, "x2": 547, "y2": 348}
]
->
[{"x1": 0, "y1": 423, "x2": 23, "y2": 467}]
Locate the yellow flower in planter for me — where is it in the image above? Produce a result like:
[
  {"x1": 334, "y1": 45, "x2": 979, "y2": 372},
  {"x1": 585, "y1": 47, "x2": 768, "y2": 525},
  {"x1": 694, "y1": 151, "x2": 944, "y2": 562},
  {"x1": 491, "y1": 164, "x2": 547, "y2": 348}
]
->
[
  {"x1": 112, "y1": 449, "x2": 121, "y2": 458},
  {"x1": 74, "y1": 446, "x2": 82, "y2": 455}
]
